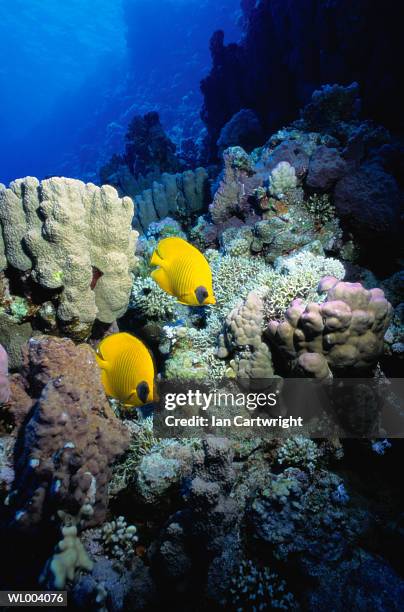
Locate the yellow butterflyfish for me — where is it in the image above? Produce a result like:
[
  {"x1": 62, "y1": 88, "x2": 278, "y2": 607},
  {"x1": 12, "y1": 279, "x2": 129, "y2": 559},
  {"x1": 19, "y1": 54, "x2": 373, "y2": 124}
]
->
[
  {"x1": 150, "y1": 237, "x2": 216, "y2": 306},
  {"x1": 95, "y1": 332, "x2": 156, "y2": 407}
]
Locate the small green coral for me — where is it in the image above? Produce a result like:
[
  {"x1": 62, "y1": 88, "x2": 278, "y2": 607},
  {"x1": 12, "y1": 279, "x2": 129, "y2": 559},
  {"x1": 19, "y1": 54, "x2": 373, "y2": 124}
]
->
[
  {"x1": 269, "y1": 161, "x2": 297, "y2": 198},
  {"x1": 275, "y1": 437, "x2": 321, "y2": 473},
  {"x1": 100, "y1": 516, "x2": 138, "y2": 563},
  {"x1": 304, "y1": 193, "x2": 336, "y2": 224},
  {"x1": 9, "y1": 296, "x2": 29, "y2": 321}
]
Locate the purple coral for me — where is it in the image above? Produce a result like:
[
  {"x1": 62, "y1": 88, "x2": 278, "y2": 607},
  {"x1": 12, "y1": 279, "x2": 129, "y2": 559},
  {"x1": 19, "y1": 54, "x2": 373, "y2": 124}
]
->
[{"x1": 0, "y1": 343, "x2": 10, "y2": 403}]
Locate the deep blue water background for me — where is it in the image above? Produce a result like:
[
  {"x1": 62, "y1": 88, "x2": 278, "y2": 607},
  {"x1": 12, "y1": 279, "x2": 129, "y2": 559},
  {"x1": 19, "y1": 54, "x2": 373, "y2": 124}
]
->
[{"x1": 0, "y1": 0, "x2": 240, "y2": 185}]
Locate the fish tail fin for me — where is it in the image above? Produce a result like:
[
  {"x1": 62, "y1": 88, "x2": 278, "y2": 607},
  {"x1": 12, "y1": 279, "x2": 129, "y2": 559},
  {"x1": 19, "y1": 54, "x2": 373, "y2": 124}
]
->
[{"x1": 151, "y1": 267, "x2": 173, "y2": 295}]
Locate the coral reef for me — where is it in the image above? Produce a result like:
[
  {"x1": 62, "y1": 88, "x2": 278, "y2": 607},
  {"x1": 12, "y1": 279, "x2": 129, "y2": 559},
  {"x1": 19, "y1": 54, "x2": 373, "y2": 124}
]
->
[
  {"x1": 8, "y1": 336, "x2": 130, "y2": 529},
  {"x1": 216, "y1": 252, "x2": 346, "y2": 382},
  {"x1": 150, "y1": 437, "x2": 239, "y2": 601},
  {"x1": 100, "y1": 111, "x2": 182, "y2": 195},
  {"x1": 267, "y1": 277, "x2": 392, "y2": 375},
  {"x1": 247, "y1": 467, "x2": 364, "y2": 564},
  {"x1": 217, "y1": 289, "x2": 274, "y2": 385},
  {"x1": 0, "y1": 177, "x2": 138, "y2": 342},
  {"x1": 209, "y1": 146, "x2": 256, "y2": 224}
]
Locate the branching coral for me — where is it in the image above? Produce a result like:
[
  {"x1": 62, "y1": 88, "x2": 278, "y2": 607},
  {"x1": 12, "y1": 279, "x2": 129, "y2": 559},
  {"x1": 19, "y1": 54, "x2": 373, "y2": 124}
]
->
[
  {"x1": 275, "y1": 437, "x2": 321, "y2": 473},
  {"x1": 100, "y1": 516, "x2": 138, "y2": 563},
  {"x1": 304, "y1": 193, "x2": 336, "y2": 225},
  {"x1": 40, "y1": 519, "x2": 93, "y2": 589},
  {"x1": 228, "y1": 560, "x2": 296, "y2": 611},
  {"x1": 130, "y1": 276, "x2": 178, "y2": 322}
]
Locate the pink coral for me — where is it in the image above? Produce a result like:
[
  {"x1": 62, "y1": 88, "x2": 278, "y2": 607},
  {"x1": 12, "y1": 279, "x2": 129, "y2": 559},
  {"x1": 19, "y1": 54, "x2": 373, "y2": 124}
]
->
[
  {"x1": 267, "y1": 277, "x2": 392, "y2": 376},
  {"x1": 0, "y1": 343, "x2": 10, "y2": 403}
]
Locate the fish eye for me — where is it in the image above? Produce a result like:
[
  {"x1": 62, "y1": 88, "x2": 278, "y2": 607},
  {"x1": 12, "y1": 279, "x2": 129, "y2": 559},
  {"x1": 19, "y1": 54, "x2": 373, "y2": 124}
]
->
[
  {"x1": 137, "y1": 381, "x2": 150, "y2": 404},
  {"x1": 195, "y1": 285, "x2": 209, "y2": 305}
]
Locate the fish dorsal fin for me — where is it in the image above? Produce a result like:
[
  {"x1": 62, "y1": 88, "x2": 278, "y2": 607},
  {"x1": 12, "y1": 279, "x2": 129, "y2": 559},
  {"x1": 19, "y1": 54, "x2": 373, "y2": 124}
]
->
[
  {"x1": 155, "y1": 237, "x2": 190, "y2": 260},
  {"x1": 96, "y1": 332, "x2": 136, "y2": 365}
]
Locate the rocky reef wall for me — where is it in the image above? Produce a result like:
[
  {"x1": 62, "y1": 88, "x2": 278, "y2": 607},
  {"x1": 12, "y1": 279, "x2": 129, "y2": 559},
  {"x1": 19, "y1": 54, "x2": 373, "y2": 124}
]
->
[{"x1": 201, "y1": 0, "x2": 404, "y2": 160}]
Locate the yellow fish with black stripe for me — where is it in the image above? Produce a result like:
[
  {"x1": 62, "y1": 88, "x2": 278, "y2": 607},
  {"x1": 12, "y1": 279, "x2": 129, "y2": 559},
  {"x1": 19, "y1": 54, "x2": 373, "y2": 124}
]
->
[
  {"x1": 150, "y1": 237, "x2": 216, "y2": 306},
  {"x1": 95, "y1": 332, "x2": 156, "y2": 407}
]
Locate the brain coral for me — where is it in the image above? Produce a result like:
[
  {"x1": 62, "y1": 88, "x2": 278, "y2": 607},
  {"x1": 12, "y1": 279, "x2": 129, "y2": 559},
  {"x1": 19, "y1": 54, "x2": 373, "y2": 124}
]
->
[
  {"x1": 0, "y1": 177, "x2": 138, "y2": 337},
  {"x1": 8, "y1": 336, "x2": 130, "y2": 530},
  {"x1": 267, "y1": 276, "x2": 392, "y2": 374}
]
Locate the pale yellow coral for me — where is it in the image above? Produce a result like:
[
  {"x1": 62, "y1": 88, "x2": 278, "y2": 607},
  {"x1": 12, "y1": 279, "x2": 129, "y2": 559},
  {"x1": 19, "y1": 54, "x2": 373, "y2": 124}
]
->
[{"x1": 0, "y1": 177, "x2": 138, "y2": 327}]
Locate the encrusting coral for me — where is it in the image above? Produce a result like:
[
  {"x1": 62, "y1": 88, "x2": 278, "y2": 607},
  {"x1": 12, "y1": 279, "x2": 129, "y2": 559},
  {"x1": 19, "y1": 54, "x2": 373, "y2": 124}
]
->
[
  {"x1": 0, "y1": 177, "x2": 138, "y2": 340},
  {"x1": 7, "y1": 336, "x2": 130, "y2": 530}
]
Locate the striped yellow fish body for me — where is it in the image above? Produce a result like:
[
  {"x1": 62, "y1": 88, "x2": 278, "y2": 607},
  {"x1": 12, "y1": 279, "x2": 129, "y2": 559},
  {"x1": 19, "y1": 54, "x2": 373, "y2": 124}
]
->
[
  {"x1": 95, "y1": 332, "x2": 155, "y2": 407},
  {"x1": 150, "y1": 237, "x2": 216, "y2": 306}
]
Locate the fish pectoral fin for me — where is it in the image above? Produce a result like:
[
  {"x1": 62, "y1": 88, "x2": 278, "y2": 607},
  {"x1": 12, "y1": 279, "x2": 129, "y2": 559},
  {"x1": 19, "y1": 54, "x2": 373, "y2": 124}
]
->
[
  {"x1": 100, "y1": 371, "x2": 115, "y2": 398},
  {"x1": 151, "y1": 267, "x2": 173, "y2": 295},
  {"x1": 150, "y1": 249, "x2": 164, "y2": 267},
  {"x1": 95, "y1": 353, "x2": 110, "y2": 370}
]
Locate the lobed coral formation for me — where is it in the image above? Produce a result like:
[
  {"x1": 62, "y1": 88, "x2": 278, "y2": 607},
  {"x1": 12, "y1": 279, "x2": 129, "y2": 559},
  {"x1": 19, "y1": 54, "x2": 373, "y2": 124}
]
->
[
  {"x1": 41, "y1": 518, "x2": 94, "y2": 589},
  {"x1": 8, "y1": 336, "x2": 130, "y2": 530},
  {"x1": 268, "y1": 161, "x2": 297, "y2": 198},
  {"x1": 217, "y1": 289, "x2": 274, "y2": 385},
  {"x1": 216, "y1": 252, "x2": 346, "y2": 382},
  {"x1": 133, "y1": 167, "x2": 210, "y2": 232},
  {"x1": 0, "y1": 177, "x2": 138, "y2": 341},
  {"x1": 267, "y1": 276, "x2": 392, "y2": 376}
]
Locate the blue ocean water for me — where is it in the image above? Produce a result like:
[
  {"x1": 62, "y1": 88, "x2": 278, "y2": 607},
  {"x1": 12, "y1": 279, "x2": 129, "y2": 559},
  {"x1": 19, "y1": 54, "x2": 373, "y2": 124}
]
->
[{"x1": 0, "y1": 0, "x2": 240, "y2": 185}]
